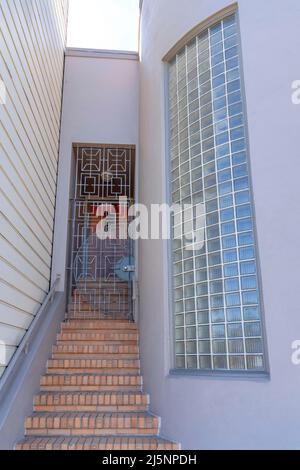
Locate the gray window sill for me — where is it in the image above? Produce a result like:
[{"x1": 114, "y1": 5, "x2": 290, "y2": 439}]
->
[{"x1": 169, "y1": 368, "x2": 270, "y2": 380}]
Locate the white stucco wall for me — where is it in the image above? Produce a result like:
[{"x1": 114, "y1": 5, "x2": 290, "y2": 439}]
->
[
  {"x1": 51, "y1": 50, "x2": 139, "y2": 290},
  {"x1": 139, "y1": 0, "x2": 300, "y2": 449}
]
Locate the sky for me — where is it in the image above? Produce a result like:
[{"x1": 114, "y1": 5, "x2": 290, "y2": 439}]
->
[{"x1": 67, "y1": 0, "x2": 140, "y2": 51}]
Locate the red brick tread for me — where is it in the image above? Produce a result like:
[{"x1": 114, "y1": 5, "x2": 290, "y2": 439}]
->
[{"x1": 16, "y1": 435, "x2": 180, "y2": 450}]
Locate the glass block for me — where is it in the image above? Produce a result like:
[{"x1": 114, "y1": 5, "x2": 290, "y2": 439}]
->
[
  {"x1": 246, "y1": 338, "x2": 263, "y2": 354},
  {"x1": 212, "y1": 324, "x2": 226, "y2": 338},
  {"x1": 208, "y1": 238, "x2": 221, "y2": 252},
  {"x1": 208, "y1": 252, "x2": 221, "y2": 266},
  {"x1": 199, "y1": 356, "x2": 212, "y2": 369},
  {"x1": 227, "y1": 307, "x2": 242, "y2": 322},
  {"x1": 174, "y1": 288, "x2": 183, "y2": 301},
  {"x1": 239, "y1": 246, "x2": 255, "y2": 261},
  {"x1": 198, "y1": 340, "x2": 211, "y2": 354},
  {"x1": 237, "y1": 218, "x2": 252, "y2": 232},
  {"x1": 225, "y1": 278, "x2": 239, "y2": 292},
  {"x1": 212, "y1": 309, "x2": 225, "y2": 323},
  {"x1": 240, "y1": 261, "x2": 256, "y2": 275},
  {"x1": 184, "y1": 285, "x2": 195, "y2": 298},
  {"x1": 223, "y1": 249, "x2": 238, "y2": 263},
  {"x1": 238, "y1": 232, "x2": 254, "y2": 246},
  {"x1": 226, "y1": 293, "x2": 241, "y2": 307},
  {"x1": 210, "y1": 280, "x2": 223, "y2": 294},
  {"x1": 222, "y1": 235, "x2": 236, "y2": 249},
  {"x1": 213, "y1": 340, "x2": 227, "y2": 354},
  {"x1": 175, "y1": 342, "x2": 185, "y2": 354},
  {"x1": 213, "y1": 356, "x2": 228, "y2": 369},
  {"x1": 221, "y1": 222, "x2": 235, "y2": 235},
  {"x1": 186, "y1": 327, "x2": 197, "y2": 339},
  {"x1": 187, "y1": 356, "x2": 198, "y2": 368},
  {"x1": 220, "y1": 208, "x2": 234, "y2": 222},
  {"x1": 198, "y1": 325, "x2": 210, "y2": 339},
  {"x1": 244, "y1": 322, "x2": 261, "y2": 337},
  {"x1": 242, "y1": 290, "x2": 258, "y2": 305},
  {"x1": 197, "y1": 282, "x2": 208, "y2": 296},
  {"x1": 236, "y1": 204, "x2": 251, "y2": 219},
  {"x1": 211, "y1": 295, "x2": 224, "y2": 308},
  {"x1": 198, "y1": 310, "x2": 210, "y2": 324},
  {"x1": 176, "y1": 328, "x2": 185, "y2": 340},
  {"x1": 186, "y1": 341, "x2": 197, "y2": 354},
  {"x1": 185, "y1": 312, "x2": 196, "y2": 325},
  {"x1": 196, "y1": 269, "x2": 208, "y2": 282},
  {"x1": 241, "y1": 276, "x2": 257, "y2": 290},
  {"x1": 220, "y1": 194, "x2": 233, "y2": 208},
  {"x1": 229, "y1": 356, "x2": 245, "y2": 370},
  {"x1": 207, "y1": 225, "x2": 220, "y2": 239},
  {"x1": 175, "y1": 356, "x2": 185, "y2": 368},
  {"x1": 169, "y1": 14, "x2": 264, "y2": 372},
  {"x1": 234, "y1": 176, "x2": 249, "y2": 191},
  {"x1": 228, "y1": 339, "x2": 244, "y2": 354},
  {"x1": 175, "y1": 314, "x2": 184, "y2": 326},
  {"x1": 195, "y1": 256, "x2": 207, "y2": 269},
  {"x1": 217, "y1": 156, "x2": 231, "y2": 171},
  {"x1": 209, "y1": 266, "x2": 223, "y2": 280},
  {"x1": 224, "y1": 263, "x2": 239, "y2": 277},
  {"x1": 246, "y1": 355, "x2": 264, "y2": 370},
  {"x1": 227, "y1": 323, "x2": 243, "y2": 338},
  {"x1": 244, "y1": 306, "x2": 260, "y2": 321},
  {"x1": 197, "y1": 297, "x2": 209, "y2": 310}
]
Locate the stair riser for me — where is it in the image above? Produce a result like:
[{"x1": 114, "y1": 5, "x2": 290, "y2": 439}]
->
[
  {"x1": 17, "y1": 442, "x2": 179, "y2": 451},
  {"x1": 34, "y1": 405, "x2": 148, "y2": 412},
  {"x1": 26, "y1": 429, "x2": 159, "y2": 437},
  {"x1": 48, "y1": 359, "x2": 140, "y2": 369},
  {"x1": 47, "y1": 368, "x2": 140, "y2": 374},
  {"x1": 40, "y1": 386, "x2": 142, "y2": 392},
  {"x1": 51, "y1": 354, "x2": 139, "y2": 360},
  {"x1": 53, "y1": 346, "x2": 139, "y2": 354},
  {"x1": 62, "y1": 322, "x2": 137, "y2": 330},
  {"x1": 58, "y1": 334, "x2": 138, "y2": 342}
]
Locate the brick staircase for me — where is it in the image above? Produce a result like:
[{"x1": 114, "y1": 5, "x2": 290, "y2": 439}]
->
[{"x1": 16, "y1": 319, "x2": 179, "y2": 450}]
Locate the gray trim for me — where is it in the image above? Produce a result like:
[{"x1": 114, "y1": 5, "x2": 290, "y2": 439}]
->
[
  {"x1": 0, "y1": 292, "x2": 66, "y2": 450},
  {"x1": 169, "y1": 369, "x2": 270, "y2": 380},
  {"x1": 66, "y1": 48, "x2": 139, "y2": 61}
]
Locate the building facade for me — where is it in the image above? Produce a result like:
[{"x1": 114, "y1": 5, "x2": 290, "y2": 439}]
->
[{"x1": 0, "y1": 0, "x2": 300, "y2": 450}]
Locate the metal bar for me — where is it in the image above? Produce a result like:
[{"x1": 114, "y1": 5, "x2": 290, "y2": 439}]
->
[{"x1": 0, "y1": 275, "x2": 61, "y2": 393}]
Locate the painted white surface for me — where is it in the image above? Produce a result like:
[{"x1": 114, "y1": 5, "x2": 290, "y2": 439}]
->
[
  {"x1": 139, "y1": 0, "x2": 300, "y2": 449},
  {"x1": 0, "y1": 0, "x2": 68, "y2": 376},
  {"x1": 51, "y1": 51, "x2": 139, "y2": 290}
]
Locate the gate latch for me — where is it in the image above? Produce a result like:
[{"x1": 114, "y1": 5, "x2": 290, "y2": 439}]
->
[{"x1": 122, "y1": 265, "x2": 135, "y2": 273}]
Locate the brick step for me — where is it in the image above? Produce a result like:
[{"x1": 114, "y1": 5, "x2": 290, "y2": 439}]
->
[
  {"x1": 34, "y1": 392, "x2": 149, "y2": 412},
  {"x1": 58, "y1": 332, "x2": 138, "y2": 342},
  {"x1": 51, "y1": 353, "x2": 139, "y2": 361},
  {"x1": 69, "y1": 305, "x2": 130, "y2": 313},
  {"x1": 47, "y1": 358, "x2": 140, "y2": 374},
  {"x1": 62, "y1": 320, "x2": 137, "y2": 330},
  {"x1": 25, "y1": 412, "x2": 160, "y2": 437},
  {"x1": 60, "y1": 328, "x2": 138, "y2": 335},
  {"x1": 53, "y1": 344, "x2": 139, "y2": 356},
  {"x1": 56, "y1": 340, "x2": 138, "y2": 347},
  {"x1": 16, "y1": 435, "x2": 179, "y2": 450},
  {"x1": 40, "y1": 374, "x2": 142, "y2": 392}
]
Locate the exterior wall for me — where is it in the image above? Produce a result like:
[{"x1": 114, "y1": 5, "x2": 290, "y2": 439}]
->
[
  {"x1": 139, "y1": 0, "x2": 300, "y2": 449},
  {"x1": 51, "y1": 50, "x2": 139, "y2": 290},
  {"x1": 0, "y1": 0, "x2": 68, "y2": 377}
]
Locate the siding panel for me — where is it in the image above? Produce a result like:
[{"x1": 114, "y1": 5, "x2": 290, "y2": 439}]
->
[{"x1": 0, "y1": 0, "x2": 68, "y2": 377}]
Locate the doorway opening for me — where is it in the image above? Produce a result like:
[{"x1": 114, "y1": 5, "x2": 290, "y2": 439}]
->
[{"x1": 67, "y1": 144, "x2": 136, "y2": 321}]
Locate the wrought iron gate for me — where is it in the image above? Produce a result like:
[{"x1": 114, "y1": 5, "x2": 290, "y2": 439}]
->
[{"x1": 67, "y1": 145, "x2": 135, "y2": 321}]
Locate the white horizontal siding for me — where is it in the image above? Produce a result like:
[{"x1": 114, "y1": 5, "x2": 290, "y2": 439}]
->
[{"x1": 0, "y1": 0, "x2": 68, "y2": 377}]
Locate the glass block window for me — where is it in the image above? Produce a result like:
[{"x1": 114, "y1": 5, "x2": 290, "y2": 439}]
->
[{"x1": 168, "y1": 14, "x2": 265, "y2": 372}]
